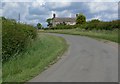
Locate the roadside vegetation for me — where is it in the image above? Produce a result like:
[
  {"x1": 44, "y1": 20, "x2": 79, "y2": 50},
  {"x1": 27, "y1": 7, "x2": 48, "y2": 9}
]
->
[
  {"x1": 2, "y1": 17, "x2": 37, "y2": 62},
  {"x1": 44, "y1": 13, "x2": 119, "y2": 43},
  {"x1": 44, "y1": 29, "x2": 119, "y2": 43},
  {"x1": 2, "y1": 17, "x2": 67, "y2": 82}
]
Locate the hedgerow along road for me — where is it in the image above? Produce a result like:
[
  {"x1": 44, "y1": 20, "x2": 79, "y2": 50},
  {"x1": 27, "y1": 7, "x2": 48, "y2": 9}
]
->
[{"x1": 29, "y1": 33, "x2": 118, "y2": 82}]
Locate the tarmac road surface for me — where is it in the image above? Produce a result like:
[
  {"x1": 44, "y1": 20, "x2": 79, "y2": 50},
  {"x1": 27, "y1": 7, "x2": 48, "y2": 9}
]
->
[{"x1": 29, "y1": 33, "x2": 118, "y2": 82}]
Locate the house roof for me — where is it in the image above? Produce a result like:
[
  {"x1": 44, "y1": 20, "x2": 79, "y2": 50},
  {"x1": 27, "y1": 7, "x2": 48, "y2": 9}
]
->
[{"x1": 53, "y1": 17, "x2": 76, "y2": 22}]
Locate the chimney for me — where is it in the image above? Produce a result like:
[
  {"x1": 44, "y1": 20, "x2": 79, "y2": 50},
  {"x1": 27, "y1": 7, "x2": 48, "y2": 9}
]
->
[
  {"x1": 76, "y1": 14, "x2": 78, "y2": 17},
  {"x1": 53, "y1": 13, "x2": 56, "y2": 18}
]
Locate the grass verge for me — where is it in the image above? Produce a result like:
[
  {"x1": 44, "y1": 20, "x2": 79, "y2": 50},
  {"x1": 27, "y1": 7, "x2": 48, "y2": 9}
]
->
[
  {"x1": 43, "y1": 29, "x2": 119, "y2": 43},
  {"x1": 2, "y1": 34, "x2": 68, "y2": 83}
]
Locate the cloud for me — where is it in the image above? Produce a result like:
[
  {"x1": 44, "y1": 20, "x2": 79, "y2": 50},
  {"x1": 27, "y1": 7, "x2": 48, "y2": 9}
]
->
[
  {"x1": 2, "y1": 0, "x2": 34, "y2": 2},
  {"x1": 46, "y1": 2, "x2": 71, "y2": 9},
  {"x1": 83, "y1": 2, "x2": 118, "y2": 21},
  {"x1": 2, "y1": 0, "x2": 119, "y2": 2},
  {"x1": 29, "y1": 6, "x2": 49, "y2": 15},
  {"x1": 2, "y1": 2, "x2": 29, "y2": 21},
  {"x1": 43, "y1": 2, "x2": 72, "y2": 12},
  {"x1": 86, "y1": 2, "x2": 118, "y2": 13},
  {"x1": 2, "y1": 2, "x2": 118, "y2": 27},
  {"x1": 32, "y1": 0, "x2": 45, "y2": 7}
]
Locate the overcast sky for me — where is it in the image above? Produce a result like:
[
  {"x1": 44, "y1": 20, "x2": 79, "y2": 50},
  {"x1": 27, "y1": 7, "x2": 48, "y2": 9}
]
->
[{"x1": 1, "y1": 0, "x2": 119, "y2": 27}]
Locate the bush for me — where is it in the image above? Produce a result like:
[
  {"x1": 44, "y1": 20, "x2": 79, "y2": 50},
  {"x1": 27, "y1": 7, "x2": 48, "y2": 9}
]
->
[
  {"x1": 76, "y1": 13, "x2": 86, "y2": 25},
  {"x1": 97, "y1": 22, "x2": 112, "y2": 30},
  {"x1": 110, "y1": 20, "x2": 120, "y2": 29},
  {"x1": 49, "y1": 25, "x2": 77, "y2": 30},
  {"x1": 78, "y1": 23, "x2": 98, "y2": 30},
  {"x1": 88, "y1": 19, "x2": 101, "y2": 23},
  {"x1": 2, "y1": 18, "x2": 37, "y2": 62},
  {"x1": 78, "y1": 20, "x2": 120, "y2": 30}
]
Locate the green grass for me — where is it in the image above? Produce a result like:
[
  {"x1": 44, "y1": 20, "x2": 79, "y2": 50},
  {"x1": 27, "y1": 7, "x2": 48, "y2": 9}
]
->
[
  {"x1": 0, "y1": 68, "x2": 2, "y2": 83},
  {"x1": 43, "y1": 29, "x2": 119, "y2": 43},
  {"x1": 2, "y1": 34, "x2": 68, "y2": 82}
]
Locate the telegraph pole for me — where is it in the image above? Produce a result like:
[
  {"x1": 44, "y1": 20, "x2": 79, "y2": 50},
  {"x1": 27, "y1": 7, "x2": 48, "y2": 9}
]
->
[
  {"x1": 18, "y1": 13, "x2": 20, "y2": 23},
  {"x1": 118, "y1": 1, "x2": 120, "y2": 20}
]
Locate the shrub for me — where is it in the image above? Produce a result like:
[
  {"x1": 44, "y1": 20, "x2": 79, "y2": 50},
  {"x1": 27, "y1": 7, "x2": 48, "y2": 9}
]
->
[
  {"x1": 97, "y1": 22, "x2": 113, "y2": 30},
  {"x1": 50, "y1": 25, "x2": 77, "y2": 30},
  {"x1": 76, "y1": 13, "x2": 86, "y2": 25},
  {"x1": 89, "y1": 19, "x2": 101, "y2": 23},
  {"x1": 37, "y1": 23, "x2": 42, "y2": 29},
  {"x1": 2, "y1": 18, "x2": 37, "y2": 62},
  {"x1": 110, "y1": 20, "x2": 120, "y2": 29},
  {"x1": 78, "y1": 20, "x2": 120, "y2": 30},
  {"x1": 78, "y1": 23, "x2": 98, "y2": 30}
]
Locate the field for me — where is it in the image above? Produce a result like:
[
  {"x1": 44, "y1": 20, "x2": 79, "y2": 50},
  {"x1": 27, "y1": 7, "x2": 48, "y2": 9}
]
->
[
  {"x1": 3, "y1": 34, "x2": 68, "y2": 82},
  {"x1": 43, "y1": 29, "x2": 119, "y2": 43}
]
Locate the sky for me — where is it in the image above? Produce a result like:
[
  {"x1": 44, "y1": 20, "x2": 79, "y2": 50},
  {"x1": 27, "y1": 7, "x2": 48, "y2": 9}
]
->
[{"x1": 1, "y1": 0, "x2": 119, "y2": 27}]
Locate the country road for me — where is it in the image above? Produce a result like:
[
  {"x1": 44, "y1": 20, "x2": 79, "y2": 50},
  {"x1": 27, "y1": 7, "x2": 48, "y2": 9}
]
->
[{"x1": 29, "y1": 33, "x2": 118, "y2": 82}]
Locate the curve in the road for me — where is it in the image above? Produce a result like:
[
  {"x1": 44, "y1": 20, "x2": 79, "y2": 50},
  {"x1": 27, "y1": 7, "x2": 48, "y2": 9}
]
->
[{"x1": 29, "y1": 33, "x2": 118, "y2": 82}]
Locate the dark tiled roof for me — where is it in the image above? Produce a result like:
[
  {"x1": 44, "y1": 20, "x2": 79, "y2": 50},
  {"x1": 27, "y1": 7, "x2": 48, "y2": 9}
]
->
[{"x1": 53, "y1": 17, "x2": 76, "y2": 22}]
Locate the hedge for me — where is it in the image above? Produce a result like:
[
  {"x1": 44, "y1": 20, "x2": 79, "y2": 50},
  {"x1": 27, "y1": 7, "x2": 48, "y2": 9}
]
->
[
  {"x1": 2, "y1": 17, "x2": 37, "y2": 62},
  {"x1": 45, "y1": 25, "x2": 78, "y2": 30},
  {"x1": 79, "y1": 20, "x2": 120, "y2": 30}
]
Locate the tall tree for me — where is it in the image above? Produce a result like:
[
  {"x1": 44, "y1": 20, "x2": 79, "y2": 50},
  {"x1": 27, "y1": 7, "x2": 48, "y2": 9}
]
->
[
  {"x1": 46, "y1": 18, "x2": 53, "y2": 27},
  {"x1": 37, "y1": 23, "x2": 42, "y2": 29},
  {"x1": 76, "y1": 13, "x2": 86, "y2": 25}
]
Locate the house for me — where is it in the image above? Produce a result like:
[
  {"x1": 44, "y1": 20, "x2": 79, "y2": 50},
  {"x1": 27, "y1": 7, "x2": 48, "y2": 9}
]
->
[{"x1": 52, "y1": 14, "x2": 78, "y2": 27}]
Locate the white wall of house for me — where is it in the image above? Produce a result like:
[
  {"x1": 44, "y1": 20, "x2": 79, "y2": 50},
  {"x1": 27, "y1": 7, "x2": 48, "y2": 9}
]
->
[
  {"x1": 66, "y1": 22, "x2": 76, "y2": 25},
  {"x1": 52, "y1": 21, "x2": 76, "y2": 27}
]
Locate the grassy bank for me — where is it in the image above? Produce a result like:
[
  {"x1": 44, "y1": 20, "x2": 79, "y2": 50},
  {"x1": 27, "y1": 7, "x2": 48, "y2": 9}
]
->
[
  {"x1": 3, "y1": 34, "x2": 68, "y2": 82},
  {"x1": 43, "y1": 29, "x2": 119, "y2": 43}
]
